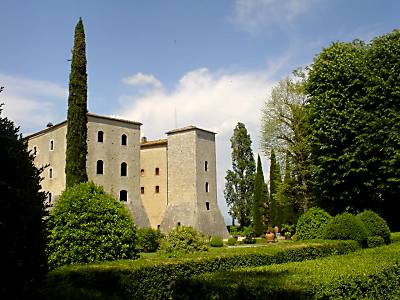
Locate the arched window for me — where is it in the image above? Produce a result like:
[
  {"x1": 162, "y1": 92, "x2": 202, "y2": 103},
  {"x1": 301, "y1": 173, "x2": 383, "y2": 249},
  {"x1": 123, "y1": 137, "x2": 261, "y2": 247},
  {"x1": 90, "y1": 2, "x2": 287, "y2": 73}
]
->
[
  {"x1": 119, "y1": 190, "x2": 127, "y2": 202},
  {"x1": 121, "y1": 162, "x2": 127, "y2": 176},
  {"x1": 96, "y1": 160, "x2": 104, "y2": 174},
  {"x1": 121, "y1": 134, "x2": 127, "y2": 146},
  {"x1": 49, "y1": 168, "x2": 53, "y2": 179},
  {"x1": 98, "y1": 131, "x2": 104, "y2": 142},
  {"x1": 49, "y1": 140, "x2": 54, "y2": 151},
  {"x1": 141, "y1": 169, "x2": 145, "y2": 176},
  {"x1": 205, "y1": 182, "x2": 209, "y2": 193},
  {"x1": 205, "y1": 161, "x2": 208, "y2": 171}
]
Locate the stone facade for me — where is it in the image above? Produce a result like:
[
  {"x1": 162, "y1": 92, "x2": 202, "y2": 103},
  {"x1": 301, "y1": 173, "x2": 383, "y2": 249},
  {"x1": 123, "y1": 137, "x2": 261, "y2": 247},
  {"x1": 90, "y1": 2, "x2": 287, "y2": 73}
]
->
[{"x1": 26, "y1": 114, "x2": 228, "y2": 238}]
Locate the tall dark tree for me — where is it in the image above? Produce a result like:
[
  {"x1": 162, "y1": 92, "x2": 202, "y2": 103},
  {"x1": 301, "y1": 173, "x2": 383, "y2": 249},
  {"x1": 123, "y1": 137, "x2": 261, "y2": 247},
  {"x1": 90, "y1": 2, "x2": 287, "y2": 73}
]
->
[
  {"x1": 269, "y1": 149, "x2": 282, "y2": 226},
  {"x1": 253, "y1": 155, "x2": 269, "y2": 235},
  {"x1": 306, "y1": 30, "x2": 400, "y2": 230},
  {"x1": 65, "y1": 18, "x2": 88, "y2": 187},
  {"x1": 224, "y1": 122, "x2": 256, "y2": 227},
  {"x1": 0, "y1": 94, "x2": 47, "y2": 299}
]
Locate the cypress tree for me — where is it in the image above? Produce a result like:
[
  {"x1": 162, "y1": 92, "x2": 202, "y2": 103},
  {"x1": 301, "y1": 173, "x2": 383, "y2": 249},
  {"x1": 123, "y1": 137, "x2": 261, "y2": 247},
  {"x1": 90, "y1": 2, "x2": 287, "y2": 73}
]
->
[
  {"x1": 269, "y1": 149, "x2": 281, "y2": 226},
  {"x1": 65, "y1": 18, "x2": 88, "y2": 187},
  {"x1": 253, "y1": 155, "x2": 268, "y2": 236}
]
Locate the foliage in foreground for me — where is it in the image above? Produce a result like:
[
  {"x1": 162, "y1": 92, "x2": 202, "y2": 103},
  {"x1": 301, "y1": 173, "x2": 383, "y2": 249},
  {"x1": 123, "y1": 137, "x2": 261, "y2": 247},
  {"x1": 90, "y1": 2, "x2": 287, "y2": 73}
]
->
[
  {"x1": 158, "y1": 226, "x2": 208, "y2": 257},
  {"x1": 178, "y1": 242, "x2": 400, "y2": 299},
  {"x1": 41, "y1": 241, "x2": 359, "y2": 300},
  {"x1": 296, "y1": 207, "x2": 332, "y2": 240},
  {"x1": 0, "y1": 103, "x2": 48, "y2": 300},
  {"x1": 47, "y1": 182, "x2": 137, "y2": 268},
  {"x1": 357, "y1": 210, "x2": 391, "y2": 244}
]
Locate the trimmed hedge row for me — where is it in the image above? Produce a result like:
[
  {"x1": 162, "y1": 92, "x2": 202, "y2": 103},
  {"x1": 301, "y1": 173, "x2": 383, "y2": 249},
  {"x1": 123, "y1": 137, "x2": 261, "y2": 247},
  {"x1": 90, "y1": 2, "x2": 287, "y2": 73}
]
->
[
  {"x1": 41, "y1": 241, "x2": 359, "y2": 300},
  {"x1": 176, "y1": 242, "x2": 400, "y2": 299}
]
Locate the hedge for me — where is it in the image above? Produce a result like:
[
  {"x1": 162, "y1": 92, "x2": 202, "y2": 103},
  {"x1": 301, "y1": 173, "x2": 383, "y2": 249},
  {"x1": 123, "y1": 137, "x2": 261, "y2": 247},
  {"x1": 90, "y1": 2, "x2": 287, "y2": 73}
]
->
[
  {"x1": 41, "y1": 241, "x2": 359, "y2": 300},
  {"x1": 176, "y1": 242, "x2": 400, "y2": 299}
]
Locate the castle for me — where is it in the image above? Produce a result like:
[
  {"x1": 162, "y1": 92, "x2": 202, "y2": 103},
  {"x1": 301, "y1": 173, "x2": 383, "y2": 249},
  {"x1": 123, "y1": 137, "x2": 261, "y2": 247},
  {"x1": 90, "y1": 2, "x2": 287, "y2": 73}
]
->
[{"x1": 26, "y1": 113, "x2": 229, "y2": 238}]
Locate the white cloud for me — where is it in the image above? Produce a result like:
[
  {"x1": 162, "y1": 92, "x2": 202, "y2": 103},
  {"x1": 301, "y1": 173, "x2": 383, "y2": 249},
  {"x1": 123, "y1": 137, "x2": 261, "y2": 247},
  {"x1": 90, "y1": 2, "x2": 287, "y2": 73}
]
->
[
  {"x1": 122, "y1": 72, "x2": 163, "y2": 89},
  {"x1": 231, "y1": 0, "x2": 317, "y2": 33},
  {"x1": 0, "y1": 73, "x2": 67, "y2": 134},
  {"x1": 115, "y1": 67, "x2": 275, "y2": 223}
]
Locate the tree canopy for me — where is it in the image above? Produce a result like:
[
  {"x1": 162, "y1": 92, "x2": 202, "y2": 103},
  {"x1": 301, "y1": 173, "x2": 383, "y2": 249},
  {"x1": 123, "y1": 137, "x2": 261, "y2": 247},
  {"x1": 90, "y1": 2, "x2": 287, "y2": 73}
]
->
[
  {"x1": 306, "y1": 30, "x2": 400, "y2": 230},
  {"x1": 224, "y1": 122, "x2": 256, "y2": 226},
  {"x1": 0, "y1": 97, "x2": 47, "y2": 299},
  {"x1": 65, "y1": 18, "x2": 88, "y2": 187}
]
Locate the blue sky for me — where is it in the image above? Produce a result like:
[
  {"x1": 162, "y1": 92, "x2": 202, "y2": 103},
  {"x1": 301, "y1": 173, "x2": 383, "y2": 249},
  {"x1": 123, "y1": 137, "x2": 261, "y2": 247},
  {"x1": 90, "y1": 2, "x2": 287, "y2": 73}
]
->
[{"x1": 1, "y1": 0, "x2": 399, "y2": 223}]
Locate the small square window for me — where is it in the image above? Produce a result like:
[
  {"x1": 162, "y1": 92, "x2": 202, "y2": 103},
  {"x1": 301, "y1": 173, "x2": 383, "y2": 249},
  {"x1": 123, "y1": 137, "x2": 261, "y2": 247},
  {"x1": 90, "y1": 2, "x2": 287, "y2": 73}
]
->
[
  {"x1": 155, "y1": 186, "x2": 160, "y2": 193},
  {"x1": 141, "y1": 187, "x2": 145, "y2": 194},
  {"x1": 155, "y1": 168, "x2": 160, "y2": 175}
]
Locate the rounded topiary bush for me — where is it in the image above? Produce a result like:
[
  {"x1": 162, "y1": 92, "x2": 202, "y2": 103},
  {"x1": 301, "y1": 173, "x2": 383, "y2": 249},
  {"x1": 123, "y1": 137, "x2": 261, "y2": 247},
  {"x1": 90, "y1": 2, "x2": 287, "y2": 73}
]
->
[
  {"x1": 227, "y1": 237, "x2": 237, "y2": 246},
  {"x1": 296, "y1": 207, "x2": 332, "y2": 240},
  {"x1": 357, "y1": 210, "x2": 391, "y2": 244},
  {"x1": 210, "y1": 236, "x2": 224, "y2": 247},
  {"x1": 367, "y1": 236, "x2": 385, "y2": 248},
  {"x1": 323, "y1": 212, "x2": 368, "y2": 246},
  {"x1": 47, "y1": 182, "x2": 137, "y2": 268},
  {"x1": 158, "y1": 226, "x2": 208, "y2": 256},
  {"x1": 136, "y1": 228, "x2": 164, "y2": 253}
]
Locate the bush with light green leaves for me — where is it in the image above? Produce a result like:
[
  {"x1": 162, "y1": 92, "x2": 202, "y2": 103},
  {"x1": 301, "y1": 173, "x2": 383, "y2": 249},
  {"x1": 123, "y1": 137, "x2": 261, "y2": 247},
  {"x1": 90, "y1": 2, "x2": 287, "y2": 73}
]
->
[{"x1": 46, "y1": 182, "x2": 137, "y2": 268}]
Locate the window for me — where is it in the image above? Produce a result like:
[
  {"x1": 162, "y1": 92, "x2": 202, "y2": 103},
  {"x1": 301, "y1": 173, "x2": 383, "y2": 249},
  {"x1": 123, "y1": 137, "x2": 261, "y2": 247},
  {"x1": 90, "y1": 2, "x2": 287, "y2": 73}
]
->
[
  {"x1": 157, "y1": 225, "x2": 161, "y2": 230},
  {"x1": 177, "y1": 222, "x2": 181, "y2": 227},
  {"x1": 33, "y1": 146, "x2": 37, "y2": 155},
  {"x1": 121, "y1": 162, "x2": 127, "y2": 176},
  {"x1": 155, "y1": 186, "x2": 160, "y2": 193},
  {"x1": 120, "y1": 190, "x2": 127, "y2": 202},
  {"x1": 98, "y1": 131, "x2": 104, "y2": 142},
  {"x1": 121, "y1": 134, "x2": 127, "y2": 146},
  {"x1": 206, "y1": 202, "x2": 210, "y2": 210},
  {"x1": 48, "y1": 192, "x2": 52, "y2": 203},
  {"x1": 141, "y1": 187, "x2": 145, "y2": 194},
  {"x1": 49, "y1": 168, "x2": 53, "y2": 179},
  {"x1": 96, "y1": 160, "x2": 104, "y2": 174},
  {"x1": 155, "y1": 167, "x2": 160, "y2": 175},
  {"x1": 205, "y1": 161, "x2": 208, "y2": 171},
  {"x1": 49, "y1": 140, "x2": 54, "y2": 151},
  {"x1": 205, "y1": 182, "x2": 209, "y2": 193},
  {"x1": 141, "y1": 169, "x2": 145, "y2": 176}
]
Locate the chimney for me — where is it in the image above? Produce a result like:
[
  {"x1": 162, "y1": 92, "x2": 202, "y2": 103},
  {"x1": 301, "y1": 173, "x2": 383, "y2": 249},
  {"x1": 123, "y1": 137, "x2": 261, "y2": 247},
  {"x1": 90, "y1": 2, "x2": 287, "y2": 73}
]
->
[
  {"x1": 46, "y1": 122, "x2": 53, "y2": 128},
  {"x1": 141, "y1": 136, "x2": 147, "y2": 143}
]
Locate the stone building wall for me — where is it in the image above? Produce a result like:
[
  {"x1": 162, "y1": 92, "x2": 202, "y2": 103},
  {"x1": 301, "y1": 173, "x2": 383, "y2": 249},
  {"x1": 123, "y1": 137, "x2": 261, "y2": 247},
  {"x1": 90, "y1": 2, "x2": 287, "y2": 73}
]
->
[{"x1": 139, "y1": 140, "x2": 168, "y2": 228}]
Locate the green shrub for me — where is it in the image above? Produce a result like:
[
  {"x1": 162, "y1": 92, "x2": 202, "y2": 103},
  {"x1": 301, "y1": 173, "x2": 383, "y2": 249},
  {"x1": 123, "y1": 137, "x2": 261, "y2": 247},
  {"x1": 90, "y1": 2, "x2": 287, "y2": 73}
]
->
[
  {"x1": 209, "y1": 237, "x2": 224, "y2": 247},
  {"x1": 296, "y1": 207, "x2": 332, "y2": 240},
  {"x1": 136, "y1": 228, "x2": 164, "y2": 253},
  {"x1": 46, "y1": 182, "x2": 137, "y2": 269},
  {"x1": 42, "y1": 240, "x2": 359, "y2": 300},
  {"x1": 391, "y1": 232, "x2": 400, "y2": 243},
  {"x1": 291, "y1": 234, "x2": 298, "y2": 242},
  {"x1": 227, "y1": 237, "x2": 237, "y2": 246},
  {"x1": 357, "y1": 210, "x2": 391, "y2": 244},
  {"x1": 179, "y1": 243, "x2": 400, "y2": 300},
  {"x1": 367, "y1": 236, "x2": 385, "y2": 248},
  {"x1": 158, "y1": 226, "x2": 208, "y2": 256},
  {"x1": 323, "y1": 212, "x2": 368, "y2": 246}
]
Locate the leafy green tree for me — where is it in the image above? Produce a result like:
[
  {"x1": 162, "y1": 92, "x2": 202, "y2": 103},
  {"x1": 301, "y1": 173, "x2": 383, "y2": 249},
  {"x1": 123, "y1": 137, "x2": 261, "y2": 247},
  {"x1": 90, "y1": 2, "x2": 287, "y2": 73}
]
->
[
  {"x1": 261, "y1": 75, "x2": 312, "y2": 214},
  {"x1": 224, "y1": 122, "x2": 256, "y2": 226},
  {"x1": 306, "y1": 30, "x2": 400, "y2": 230},
  {"x1": 65, "y1": 18, "x2": 88, "y2": 187},
  {"x1": 252, "y1": 155, "x2": 269, "y2": 236},
  {"x1": 269, "y1": 149, "x2": 281, "y2": 226},
  {"x1": 0, "y1": 98, "x2": 47, "y2": 299},
  {"x1": 47, "y1": 182, "x2": 137, "y2": 269}
]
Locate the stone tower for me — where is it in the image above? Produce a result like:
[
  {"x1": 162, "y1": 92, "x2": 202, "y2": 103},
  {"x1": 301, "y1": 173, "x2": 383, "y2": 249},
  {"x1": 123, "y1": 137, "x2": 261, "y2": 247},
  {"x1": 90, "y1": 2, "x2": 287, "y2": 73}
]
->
[{"x1": 160, "y1": 126, "x2": 229, "y2": 238}]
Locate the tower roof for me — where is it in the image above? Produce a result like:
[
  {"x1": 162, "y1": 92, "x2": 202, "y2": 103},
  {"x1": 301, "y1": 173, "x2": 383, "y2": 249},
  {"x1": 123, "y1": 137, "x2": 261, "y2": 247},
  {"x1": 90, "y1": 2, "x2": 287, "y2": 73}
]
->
[{"x1": 166, "y1": 125, "x2": 216, "y2": 135}]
